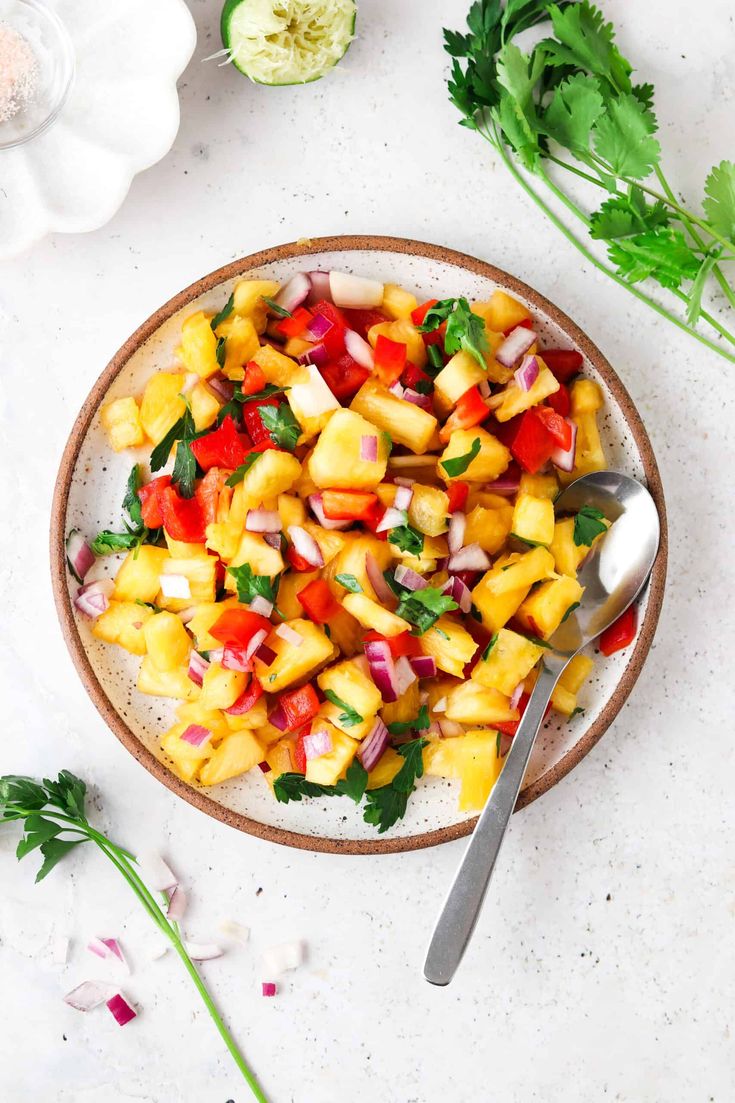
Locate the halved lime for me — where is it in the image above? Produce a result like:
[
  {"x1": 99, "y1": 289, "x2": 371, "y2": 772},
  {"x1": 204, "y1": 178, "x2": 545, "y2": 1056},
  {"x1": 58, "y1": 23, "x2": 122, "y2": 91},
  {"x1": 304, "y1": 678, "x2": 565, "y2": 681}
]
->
[{"x1": 221, "y1": 0, "x2": 356, "y2": 86}]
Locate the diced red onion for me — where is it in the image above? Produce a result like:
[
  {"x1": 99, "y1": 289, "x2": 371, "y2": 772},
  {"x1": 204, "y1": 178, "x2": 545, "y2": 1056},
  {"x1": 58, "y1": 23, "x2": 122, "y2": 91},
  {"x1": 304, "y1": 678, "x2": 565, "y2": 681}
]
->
[
  {"x1": 308, "y1": 493, "x2": 351, "y2": 531},
  {"x1": 448, "y1": 543, "x2": 491, "y2": 572},
  {"x1": 448, "y1": 511, "x2": 466, "y2": 554},
  {"x1": 329, "y1": 271, "x2": 383, "y2": 309},
  {"x1": 246, "y1": 508, "x2": 281, "y2": 533},
  {"x1": 514, "y1": 354, "x2": 539, "y2": 392},
  {"x1": 275, "y1": 622, "x2": 303, "y2": 647},
  {"x1": 393, "y1": 484, "x2": 413, "y2": 511},
  {"x1": 185, "y1": 942, "x2": 224, "y2": 961},
  {"x1": 307, "y1": 270, "x2": 332, "y2": 303},
  {"x1": 307, "y1": 312, "x2": 334, "y2": 341},
  {"x1": 275, "y1": 272, "x2": 311, "y2": 313},
  {"x1": 262, "y1": 940, "x2": 305, "y2": 975},
  {"x1": 433, "y1": 696, "x2": 447, "y2": 713},
  {"x1": 180, "y1": 724, "x2": 212, "y2": 747},
  {"x1": 289, "y1": 363, "x2": 340, "y2": 418},
  {"x1": 303, "y1": 728, "x2": 333, "y2": 759},
  {"x1": 259, "y1": 761, "x2": 270, "y2": 773},
  {"x1": 360, "y1": 434, "x2": 378, "y2": 462},
  {"x1": 364, "y1": 639, "x2": 399, "y2": 702},
  {"x1": 487, "y1": 472, "x2": 521, "y2": 495},
  {"x1": 63, "y1": 980, "x2": 115, "y2": 1012},
  {"x1": 365, "y1": 552, "x2": 393, "y2": 603},
  {"x1": 225, "y1": 684, "x2": 258, "y2": 715},
  {"x1": 376, "y1": 506, "x2": 407, "y2": 533},
  {"x1": 207, "y1": 374, "x2": 235, "y2": 402},
  {"x1": 442, "y1": 575, "x2": 472, "y2": 614},
  {"x1": 287, "y1": 525, "x2": 324, "y2": 567},
  {"x1": 160, "y1": 573, "x2": 192, "y2": 600},
  {"x1": 106, "y1": 993, "x2": 137, "y2": 1026},
  {"x1": 388, "y1": 380, "x2": 405, "y2": 399},
  {"x1": 393, "y1": 476, "x2": 415, "y2": 487},
  {"x1": 262, "y1": 981, "x2": 277, "y2": 997},
  {"x1": 478, "y1": 379, "x2": 491, "y2": 398},
  {"x1": 495, "y1": 325, "x2": 536, "y2": 368},
  {"x1": 509, "y1": 683, "x2": 524, "y2": 711},
  {"x1": 66, "y1": 530, "x2": 95, "y2": 583},
  {"x1": 439, "y1": 718, "x2": 465, "y2": 738},
  {"x1": 244, "y1": 629, "x2": 268, "y2": 662},
  {"x1": 296, "y1": 342, "x2": 328, "y2": 367},
  {"x1": 222, "y1": 646, "x2": 253, "y2": 672},
  {"x1": 219, "y1": 919, "x2": 250, "y2": 944},
  {"x1": 409, "y1": 655, "x2": 437, "y2": 679},
  {"x1": 427, "y1": 720, "x2": 443, "y2": 739},
  {"x1": 264, "y1": 533, "x2": 282, "y2": 549},
  {"x1": 101, "y1": 938, "x2": 128, "y2": 970},
  {"x1": 255, "y1": 642, "x2": 276, "y2": 666},
  {"x1": 268, "y1": 704, "x2": 288, "y2": 732},
  {"x1": 394, "y1": 655, "x2": 417, "y2": 695},
  {"x1": 248, "y1": 595, "x2": 274, "y2": 618},
  {"x1": 402, "y1": 388, "x2": 433, "y2": 412},
  {"x1": 208, "y1": 647, "x2": 225, "y2": 663},
  {"x1": 344, "y1": 328, "x2": 375, "y2": 369},
  {"x1": 358, "y1": 717, "x2": 389, "y2": 771},
  {"x1": 393, "y1": 564, "x2": 427, "y2": 591},
  {"x1": 551, "y1": 418, "x2": 578, "y2": 472},
  {"x1": 74, "y1": 578, "x2": 114, "y2": 619},
  {"x1": 167, "y1": 886, "x2": 188, "y2": 922},
  {"x1": 136, "y1": 851, "x2": 178, "y2": 892}
]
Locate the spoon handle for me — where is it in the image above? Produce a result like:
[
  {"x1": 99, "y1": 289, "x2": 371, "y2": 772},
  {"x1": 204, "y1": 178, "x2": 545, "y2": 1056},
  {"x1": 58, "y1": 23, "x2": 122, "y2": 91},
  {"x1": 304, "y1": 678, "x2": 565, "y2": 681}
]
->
[{"x1": 424, "y1": 655, "x2": 567, "y2": 986}]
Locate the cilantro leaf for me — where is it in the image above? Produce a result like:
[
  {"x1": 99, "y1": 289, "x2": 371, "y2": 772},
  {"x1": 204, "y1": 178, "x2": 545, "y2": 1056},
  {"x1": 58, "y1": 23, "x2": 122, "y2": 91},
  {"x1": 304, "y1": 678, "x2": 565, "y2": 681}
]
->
[
  {"x1": 561, "y1": 600, "x2": 580, "y2": 622},
  {"x1": 215, "y1": 336, "x2": 227, "y2": 369},
  {"x1": 335, "y1": 573, "x2": 363, "y2": 593},
  {"x1": 258, "y1": 403, "x2": 301, "y2": 452},
  {"x1": 227, "y1": 563, "x2": 278, "y2": 605},
  {"x1": 592, "y1": 93, "x2": 660, "y2": 180},
  {"x1": 226, "y1": 452, "x2": 263, "y2": 487},
  {"x1": 171, "y1": 437, "x2": 199, "y2": 499},
  {"x1": 703, "y1": 160, "x2": 735, "y2": 240},
  {"x1": 419, "y1": 297, "x2": 489, "y2": 369},
  {"x1": 333, "y1": 761, "x2": 369, "y2": 802},
  {"x1": 440, "y1": 436, "x2": 481, "y2": 477},
  {"x1": 542, "y1": 73, "x2": 604, "y2": 152},
  {"x1": 607, "y1": 228, "x2": 701, "y2": 291},
  {"x1": 386, "y1": 705, "x2": 430, "y2": 736},
  {"x1": 122, "y1": 465, "x2": 143, "y2": 529},
  {"x1": 686, "y1": 253, "x2": 719, "y2": 326},
  {"x1": 573, "y1": 505, "x2": 607, "y2": 546},
  {"x1": 482, "y1": 633, "x2": 499, "y2": 660},
  {"x1": 388, "y1": 524, "x2": 424, "y2": 557},
  {"x1": 396, "y1": 586, "x2": 458, "y2": 635},
  {"x1": 91, "y1": 529, "x2": 145, "y2": 556},
  {"x1": 261, "y1": 295, "x2": 291, "y2": 318},
  {"x1": 542, "y1": 1, "x2": 632, "y2": 94},
  {"x1": 323, "y1": 690, "x2": 363, "y2": 728},
  {"x1": 589, "y1": 187, "x2": 669, "y2": 240},
  {"x1": 210, "y1": 292, "x2": 234, "y2": 331},
  {"x1": 150, "y1": 409, "x2": 189, "y2": 472},
  {"x1": 272, "y1": 774, "x2": 337, "y2": 803},
  {"x1": 362, "y1": 738, "x2": 428, "y2": 833}
]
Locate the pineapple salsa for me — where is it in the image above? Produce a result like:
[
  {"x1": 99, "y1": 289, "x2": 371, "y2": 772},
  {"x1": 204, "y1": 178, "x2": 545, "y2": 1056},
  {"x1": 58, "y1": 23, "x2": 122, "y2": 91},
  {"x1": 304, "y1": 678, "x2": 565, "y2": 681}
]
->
[{"x1": 68, "y1": 269, "x2": 631, "y2": 833}]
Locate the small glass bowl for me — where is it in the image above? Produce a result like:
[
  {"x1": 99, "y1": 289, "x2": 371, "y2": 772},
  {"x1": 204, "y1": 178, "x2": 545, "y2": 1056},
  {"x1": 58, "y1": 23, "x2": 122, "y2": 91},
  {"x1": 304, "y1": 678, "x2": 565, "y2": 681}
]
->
[{"x1": 0, "y1": 0, "x2": 74, "y2": 151}]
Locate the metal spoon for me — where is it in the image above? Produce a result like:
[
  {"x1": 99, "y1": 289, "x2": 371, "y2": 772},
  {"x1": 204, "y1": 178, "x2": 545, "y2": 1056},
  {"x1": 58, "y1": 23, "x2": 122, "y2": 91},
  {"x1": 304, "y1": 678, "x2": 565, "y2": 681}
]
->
[{"x1": 423, "y1": 471, "x2": 661, "y2": 986}]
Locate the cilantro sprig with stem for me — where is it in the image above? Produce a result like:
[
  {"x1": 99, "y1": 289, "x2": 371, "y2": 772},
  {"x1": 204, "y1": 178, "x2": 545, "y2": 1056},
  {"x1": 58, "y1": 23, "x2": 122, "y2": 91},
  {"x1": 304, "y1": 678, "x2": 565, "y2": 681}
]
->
[
  {"x1": 0, "y1": 771, "x2": 267, "y2": 1102},
  {"x1": 445, "y1": 0, "x2": 735, "y2": 364},
  {"x1": 92, "y1": 465, "x2": 161, "y2": 556},
  {"x1": 418, "y1": 297, "x2": 490, "y2": 369}
]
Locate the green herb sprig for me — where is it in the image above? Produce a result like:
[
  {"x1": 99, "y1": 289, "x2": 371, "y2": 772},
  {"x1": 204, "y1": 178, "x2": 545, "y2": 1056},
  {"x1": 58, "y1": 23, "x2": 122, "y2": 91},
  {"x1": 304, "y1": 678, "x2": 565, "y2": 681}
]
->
[
  {"x1": 418, "y1": 297, "x2": 490, "y2": 369},
  {"x1": 91, "y1": 465, "x2": 160, "y2": 556}
]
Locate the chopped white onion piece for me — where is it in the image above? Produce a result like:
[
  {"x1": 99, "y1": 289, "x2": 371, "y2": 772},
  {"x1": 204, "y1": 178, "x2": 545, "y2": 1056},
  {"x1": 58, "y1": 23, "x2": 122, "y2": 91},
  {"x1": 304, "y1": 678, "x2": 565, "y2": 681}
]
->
[
  {"x1": 393, "y1": 484, "x2": 413, "y2": 511},
  {"x1": 329, "y1": 271, "x2": 383, "y2": 309},
  {"x1": 262, "y1": 939, "x2": 306, "y2": 977},
  {"x1": 344, "y1": 328, "x2": 375, "y2": 369},
  {"x1": 159, "y1": 573, "x2": 192, "y2": 600},
  {"x1": 287, "y1": 525, "x2": 324, "y2": 568},
  {"x1": 63, "y1": 980, "x2": 116, "y2": 1012},
  {"x1": 136, "y1": 851, "x2": 178, "y2": 892},
  {"x1": 167, "y1": 886, "x2": 188, "y2": 922},
  {"x1": 275, "y1": 622, "x2": 303, "y2": 647},
  {"x1": 219, "y1": 919, "x2": 251, "y2": 944},
  {"x1": 185, "y1": 941, "x2": 224, "y2": 961},
  {"x1": 376, "y1": 506, "x2": 407, "y2": 533},
  {"x1": 248, "y1": 595, "x2": 274, "y2": 618},
  {"x1": 287, "y1": 364, "x2": 340, "y2": 419}
]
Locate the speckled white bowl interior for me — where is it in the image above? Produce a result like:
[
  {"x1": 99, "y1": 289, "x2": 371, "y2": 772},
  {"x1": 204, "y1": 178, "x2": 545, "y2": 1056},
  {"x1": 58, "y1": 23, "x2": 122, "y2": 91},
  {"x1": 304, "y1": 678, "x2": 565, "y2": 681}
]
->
[{"x1": 56, "y1": 241, "x2": 660, "y2": 851}]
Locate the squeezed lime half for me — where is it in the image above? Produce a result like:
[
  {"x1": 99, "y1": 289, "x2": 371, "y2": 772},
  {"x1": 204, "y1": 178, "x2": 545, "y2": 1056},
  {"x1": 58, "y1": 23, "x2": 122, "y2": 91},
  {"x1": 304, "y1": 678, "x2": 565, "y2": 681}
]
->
[{"x1": 221, "y1": 0, "x2": 356, "y2": 85}]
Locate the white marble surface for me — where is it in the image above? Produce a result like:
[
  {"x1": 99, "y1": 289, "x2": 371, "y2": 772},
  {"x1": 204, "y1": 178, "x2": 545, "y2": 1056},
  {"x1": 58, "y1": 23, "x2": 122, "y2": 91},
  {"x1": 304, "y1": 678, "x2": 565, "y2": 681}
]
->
[{"x1": 0, "y1": 1, "x2": 733, "y2": 1100}]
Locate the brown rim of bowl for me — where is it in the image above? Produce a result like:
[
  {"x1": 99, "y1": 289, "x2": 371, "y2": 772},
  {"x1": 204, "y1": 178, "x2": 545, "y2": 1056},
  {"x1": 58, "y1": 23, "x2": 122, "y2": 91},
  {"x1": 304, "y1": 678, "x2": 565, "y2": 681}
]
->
[{"x1": 50, "y1": 234, "x2": 668, "y2": 855}]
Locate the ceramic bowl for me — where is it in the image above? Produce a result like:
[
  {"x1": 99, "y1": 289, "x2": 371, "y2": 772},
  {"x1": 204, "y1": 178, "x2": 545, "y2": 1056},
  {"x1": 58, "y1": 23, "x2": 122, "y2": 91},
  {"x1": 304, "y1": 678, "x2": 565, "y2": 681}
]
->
[{"x1": 50, "y1": 236, "x2": 667, "y2": 854}]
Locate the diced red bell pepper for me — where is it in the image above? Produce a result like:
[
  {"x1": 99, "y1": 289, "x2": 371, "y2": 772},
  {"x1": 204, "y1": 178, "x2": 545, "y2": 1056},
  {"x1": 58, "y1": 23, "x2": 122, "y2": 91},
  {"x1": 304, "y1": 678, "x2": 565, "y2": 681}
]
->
[
  {"x1": 410, "y1": 299, "x2": 446, "y2": 349},
  {"x1": 297, "y1": 578, "x2": 341, "y2": 624},
  {"x1": 242, "y1": 361, "x2": 267, "y2": 395},
  {"x1": 276, "y1": 305, "x2": 313, "y2": 339},
  {"x1": 360, "y1": 499, "x2": 388, "y2": 539},
  {"x1": 446, "y1": 480, "x2": 469, "y2": 513},
  {"x1": 507, "y1": 408, "x2": 556, "y2": 474},
  {"x1": 225, "y1": 677, "x2": 264, "y2": 716},
  {"x1": 210, "y1": 609, "x2": 272, "y2": 649},
  {"x1": 373, "y1": 334, "x2": 407, "y2": 386},
  {"x1": 540, "y1": 348, "x2": 583, "y2": 383},
  {"x1": 195, "y1": 467, "x2": 229, "y2": 528},
  {"x1": 364, "y1": 630, "x2": 423, "y2": 659},
  {"x1": 343, "y1": 308, "x2": 389, "y2": 339},
  {"x1": 411, "y1": 299, "x2": 438, "y2": 327},
  {"x1": 493, "y1": 692, "x2": 553, "y2": 736},
  {"x1": 138, "y1": 475, "x2": 172, "y2": 529},
  {"x1": 309, "y1": 300, "x2": 349, "y2": 359},
  {"x1": 535, "y1": 406, "x2": 573, "y2": 450},
  {"x1": 401, "y1": 362, "x2": 433, "y2": 393},
  {"x1": 190, "y1": 415, "x2": 247, "y2": 471},
  {"x1": 286, "y1": 544, "x2": 317, "y2": 572},
  {"x1": 321, "y1": 489, "x2": 378, "y2": 521},
  {"x1": 599, "y1": 606, "x2": 637, "y2": 656},
  {"x1": 278, "y1": 684, "x2": 320, "y2": 731},
  {"x1": 502, "y1": 317, "x2": 535, "y2": 337},
  {"x1": 160, "y1": 486, "x2": 207, "y2": 543},
  {"x1": 440, "y1": 385, "x2": 489, "y2": 442},
  {"x1": 292, "y1": 730, "x2": 308, "y2": 774},
  {"x1": 546, "y1": 382, "x2": 570, "y2": 417},
  {"x1": 320, "y1": 354, "x2": 370, "y2": 401},
  {"x1": 242, "y1": 397, "x2": 280, "y2": 446}
]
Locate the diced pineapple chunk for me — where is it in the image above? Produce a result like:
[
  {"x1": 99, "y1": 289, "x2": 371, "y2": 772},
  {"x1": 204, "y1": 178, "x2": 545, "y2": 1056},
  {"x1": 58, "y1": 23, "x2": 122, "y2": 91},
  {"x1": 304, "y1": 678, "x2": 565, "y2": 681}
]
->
[
  {"x1": 482, "y1": 546, "x2": 556, "y2": 597},
  {"x1": 438, "y1": 427, "x2": 511, "y2": 484},
  {"x1": 199, "y1": 663, "x2": 248, "y2": 710},
  {"x1": 570, "y1": 379, "x2": 603, "y2": 415},
  {"x1": 561, "y1": 410, "x2": 606, "y2": 482},
  {"x1": 472, "y1": 583, "x2": 529, "y2": 634},
  {"x1": 236, "y1": 448, "x2": 302, "y2": 507},
  {"x1": 318, "y1": 657, "x2": 382, "y2": 720},
  {"x1": 382, "y1": 283, "x2": 418, "y2": 320},
  {"x1": 420, "y1": 616, "x2": 477, "y2": 677},
  {"x1": 342, "y1": 593, "x2": 410, "y2": 638},
  {"x1": 325, "y1": 608, "x2": 364, "y2": 657},
  {"x1": 177, "y1": 311, "x2": 219, "y2": 379},
  {"x1": 225, "y1": 532, "x2": 284, "y2": 586},
  {"x1": 492, "y1": 364, "x2": 560, "y2": 422},
  {"x1": 137, "y1": 656, "x2": 199, "y2": 700},
  {"x1": 551, "y1": 683, "x2": 577, "y2": 716},
  {"x1": 559, "y1": 653, "x2": 594, "y2": 694},
  {"x1": 302, "y1": 520, "x2": 347, "y2": 566},
  {"x1": 161, "y1": 723, "x2": 214, "y2": 782},
  {"x1": 277, "y1": 570, "x2": 318, "y2": 620},
  {"x1": 139, "y1": 372, "x2": 187, "y2": 445},
  {"x1": 223, "y1": 697, "x2": 269, "y2": 731},
  {"x1": 113, "y1": 546, "x2": 169, "y2": 604},
  {"x1": 433, "y1": 351, "x2": 487, "y2": 404},
  {"x1": 305, "y1": 723, "x2": 359, "y2": 786},
  {"x1": 472, "y1": 290, "x2": 530, "y2": 333},
  {"x1": 367, "y1": 317, "x2": 426, "y2": 368},
  {"x1": 254, "y1": 619, "x2": 333, "y2": 692},
  {"x1": 164, "y1": 532, "x2": 206, "y2": 558},
  {"x1": 366, "y1": 747, "x2": 404, "y2": 789},
  {"x1": 205, "y1": 521, "x2": 243, "y2": 562},
  {"x1": 92, "y1": 600, "x2": 153, "y2": 655},
  {"x1": 319, "y1": 703, "x2": 375, "y2": 740},
  {"x1": 516, "y1": 575, "x2": 584, "y2": 638},
  {"x1": 424, "y1": 729, "x2": 503, "y2": 811},
  {"x1": 175, "y1": 701, "x2": 230, "y2": 741},
  {"x1": 252, "y1": 343, "x2": 309, "y2": 386},
  {"x1": 472, "y1": 629, "x2": 543, "y2": 696},
  {"x1": 232, "y1": 278, "x2": 280, "y2": 331},
  {"x1": 278, "y1": 494, "x2": 306, "y2": 531},
  {"x1": 215, "y1": 314, "x2": 260, "y2": 380},
  {"x1": 408, "y1": 484, "x2": 449, "y2": 536},
  {"x1": 519, "y1": 472, "x2": 558, "y2": 500},
  {"x1": 464, "y1": 505, "x2": 512, "y2": 554},
  {"x1": 309, "y1": 408, "x2": 389, "y2": 489},
  {"x1": 380, "y1": 679, "x2": 420, "y2": 728},
  {"x1": 190, "y1": 382, "x2": 221, "y2": 432},
  {"x1": 549, "y1": 516, "x2": 608, "y2": 576},
  {"x1": 511, "y1": 493, "x2": 555, "y2": 547},
  {"x1": 186, "y1": 598, "x2": 238, "y2": 651},
  {"x1": 444, "y1": 681, "x2": 518, "y2": 725},
  {"x1": 159, "y1": 555, "x2": 218, "y2": 610},
  {"x1": 143, "y1": 611, "x2": 191, "y2": 672},
  {"x1": 199, "y1": 730, "x2": 264, "y2": 786},
  {"x1": 101, "y1": 397, "x2": 145, "y2": 451},
  {"x1": 265, "y1": 737, "x2": 297, "y2": 778},
  {"x1": 350, "y1": 379, "x2": 437, "y2": 455}
]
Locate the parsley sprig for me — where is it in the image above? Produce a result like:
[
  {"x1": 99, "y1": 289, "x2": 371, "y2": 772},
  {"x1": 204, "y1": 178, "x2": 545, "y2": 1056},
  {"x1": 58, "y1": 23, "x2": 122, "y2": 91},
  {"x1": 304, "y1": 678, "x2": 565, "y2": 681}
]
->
[
  {"x1": 92, "y1": 465, "x2": 161, "y2": 556},
  {"x1": 445, "y1": 0, "x2": 735, "y2": 364},
  {"x1": 227, "y1": 563, "x2": 279, "y2": 606},
  {"x1": 0, "y1": 771, "x2": 266, "y2": 1100}
]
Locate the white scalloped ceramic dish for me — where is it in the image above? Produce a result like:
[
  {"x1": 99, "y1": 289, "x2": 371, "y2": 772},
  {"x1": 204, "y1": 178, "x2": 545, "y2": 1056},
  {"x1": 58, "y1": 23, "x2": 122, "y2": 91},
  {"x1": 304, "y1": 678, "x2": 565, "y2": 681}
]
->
[
  {"x1": 0, "y1": 0, "x2": 196, "y2": 258},
  {"x1": 50, "y1": 237, "x2": 667, "y2": 854}
]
